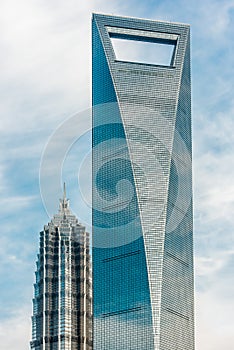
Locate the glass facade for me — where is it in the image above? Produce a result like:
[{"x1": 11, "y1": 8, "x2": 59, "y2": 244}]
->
[
  {"x1": 92, "y1": 14, "x2": 194, "y2": 350},
  {"x1": 30, "y1": 186, "x2": 92, "y2": 350}
]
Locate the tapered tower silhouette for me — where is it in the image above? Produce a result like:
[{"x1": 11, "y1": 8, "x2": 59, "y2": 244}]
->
[{"x1": 92, "y1": 14, "x2": 194, "y2": 350}]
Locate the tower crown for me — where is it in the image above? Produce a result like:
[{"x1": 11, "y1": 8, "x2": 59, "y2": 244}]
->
[{"x1": 59, "y1": 182, "x2": 70, "y2": 216}]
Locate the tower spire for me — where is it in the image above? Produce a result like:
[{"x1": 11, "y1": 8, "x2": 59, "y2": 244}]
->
[
  {"x1": 63, "y1": 182, "x2": 66, "y2": 200},
  {"x1": 58, "y1": 182, "x2": 70, "y2": 215}
]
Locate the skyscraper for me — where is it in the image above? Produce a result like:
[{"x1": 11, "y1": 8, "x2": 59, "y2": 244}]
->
[
  {"x1": 30, "y1": 184, "x2": 92, "y2": 350},
  {"x1": 92, "y1": 14, "x2": 194, "y2": 350}
]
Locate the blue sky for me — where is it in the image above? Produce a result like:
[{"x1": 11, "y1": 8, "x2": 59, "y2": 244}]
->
[{"x1": 0, "y1": 0, "x2": 234, "y2": 348}]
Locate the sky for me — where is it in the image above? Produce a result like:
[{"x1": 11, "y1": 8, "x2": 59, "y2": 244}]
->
[{"x1": 0, "y1": 0, "x2": 234, "y2": 349}]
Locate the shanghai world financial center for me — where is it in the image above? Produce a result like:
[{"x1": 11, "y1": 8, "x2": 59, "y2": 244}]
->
[
  {"x1": 92, "y1": 13, "x2": 194, "y2": 350},
  {"x1": 31, "y1": 13, "x2": 194, "y2": 350}
]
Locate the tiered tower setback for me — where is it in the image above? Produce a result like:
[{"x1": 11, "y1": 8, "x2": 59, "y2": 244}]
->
[{"x1": 30, "y1": 184, "x2": 92, "y2": 350}]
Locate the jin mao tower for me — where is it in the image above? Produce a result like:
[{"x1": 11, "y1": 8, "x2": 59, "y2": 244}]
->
[{"x1": 30, "y1": 185, "x2": 92, "y2": 350}]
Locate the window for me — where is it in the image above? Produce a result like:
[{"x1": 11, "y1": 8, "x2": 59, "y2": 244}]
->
[{"x1": 111, "y1": 37, "x2": 176, "y2": 66}]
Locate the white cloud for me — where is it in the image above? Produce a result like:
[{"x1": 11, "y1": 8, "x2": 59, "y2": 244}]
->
[
  {"x1": 0, "y1": 0, "x2": 93, "y2": 134},
  {"x1": 195, "y1": 256, "x2": 225, "y2": 277},
  {"x1": 196, "y1": 288, "x2": 234, "y2": 350},
  {"x1": 0, "y1": 307, "x2": 31, "y2": 349},
  {"x1": 1, "y1": 195, "x2": 38, "y2": 210},
  {"x1": 196, "y1": 0, "x2": 234, "y2": 41}
]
